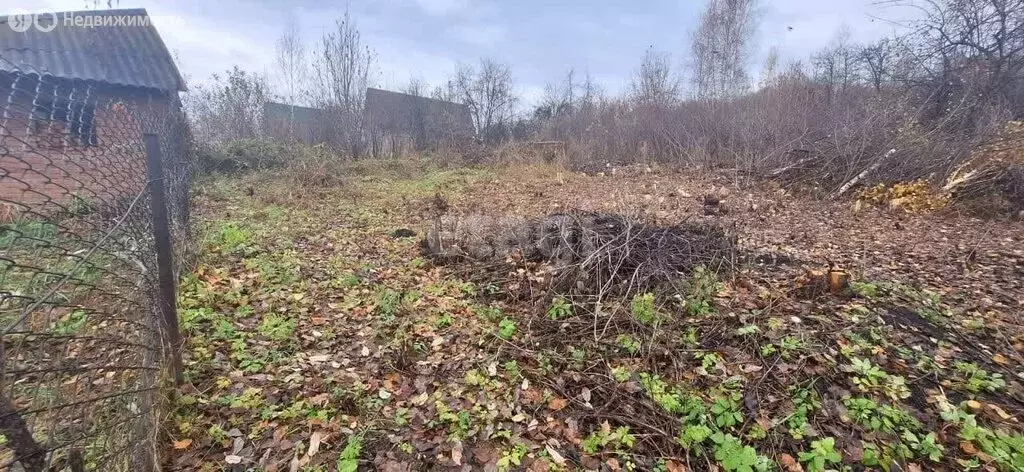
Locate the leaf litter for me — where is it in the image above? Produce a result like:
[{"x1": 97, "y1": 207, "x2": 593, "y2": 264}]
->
[{"x1": 169, "y1": 163, "x2": 1024, "y2": 471}]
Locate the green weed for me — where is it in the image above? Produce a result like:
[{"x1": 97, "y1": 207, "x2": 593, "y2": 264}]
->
[
  {"x1": 547, "y1": 296, "x2": 572, "y2": 320},
  {"x1": 799, "y1": 437, "x2": 842, "y2": 472}
]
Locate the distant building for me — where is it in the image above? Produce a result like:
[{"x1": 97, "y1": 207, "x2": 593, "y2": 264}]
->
[
  {"x1": 0, "y1": 8, "x2": 185, "y2": 206},
  {"x1": 263, "y1": 102, "x2": 326, "y2": 145},
  {"x1": 364, "y1": 88, "x2": 473, "y2": 156}
]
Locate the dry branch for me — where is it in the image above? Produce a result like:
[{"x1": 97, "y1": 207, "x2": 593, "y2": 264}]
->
[
  {"x1": 423, "y1": 210, "x2": 736, "y2": 296},
  {"x1": 834, "y1": 149, "x2": 895, "y2": 198}
]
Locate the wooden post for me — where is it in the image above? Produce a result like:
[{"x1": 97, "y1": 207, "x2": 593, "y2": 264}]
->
[{"x1": 143, "y1": 133, "x2": 183, "y2": 385}]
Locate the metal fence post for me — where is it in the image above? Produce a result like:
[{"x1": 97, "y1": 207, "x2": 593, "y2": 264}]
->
[{"x1": 144, "y1": 133, "x2": 184, "y2": 385}]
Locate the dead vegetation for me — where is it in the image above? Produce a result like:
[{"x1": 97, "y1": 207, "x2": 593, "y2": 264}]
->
[
  {"x1": 169, "y1": 161, "x2": 1024, "y2": 472},
  {"x1": 423, "y1": 210, "x2": 736, "y2": 297}
]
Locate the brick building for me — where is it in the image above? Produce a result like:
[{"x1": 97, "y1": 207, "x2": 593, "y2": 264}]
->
[{"x1": 0, "y1": 9, "x2": 186, "y2": 210}]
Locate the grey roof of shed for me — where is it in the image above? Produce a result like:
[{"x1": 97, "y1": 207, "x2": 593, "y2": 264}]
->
[{"x1": 0, "y1": 8, "x2": 185, "y2": 92}]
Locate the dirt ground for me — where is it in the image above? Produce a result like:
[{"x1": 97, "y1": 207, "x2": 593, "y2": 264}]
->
[{"x1": 168, "y1": 162, "x2": 1024, "y2": 471}]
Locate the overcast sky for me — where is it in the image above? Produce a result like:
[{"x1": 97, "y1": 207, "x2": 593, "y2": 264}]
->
[{"x1": 2, "y1": 0, "x2": 915, "y2": 105}]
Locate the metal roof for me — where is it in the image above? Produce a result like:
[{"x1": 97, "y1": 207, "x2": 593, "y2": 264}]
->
[{"x1": 0, "y1": 8, "x2": 185, "y2": 92}]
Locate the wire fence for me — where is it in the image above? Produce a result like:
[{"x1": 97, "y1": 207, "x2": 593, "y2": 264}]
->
[{"x1": 0, "y1": 59, "x2": 192, "y2": 471}]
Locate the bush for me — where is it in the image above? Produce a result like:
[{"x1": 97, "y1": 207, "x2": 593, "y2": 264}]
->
[{"x1": 196, "y1": 138, "x2": 292, "y2": 174}]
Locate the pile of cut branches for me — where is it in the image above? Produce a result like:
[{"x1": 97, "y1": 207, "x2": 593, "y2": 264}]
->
[
  {"x1": 423, "y1": 210, "x2": 736, "y2": 296},
  {"x1": 944, "y1": 121, "x2": 1024, "y2": 215}
]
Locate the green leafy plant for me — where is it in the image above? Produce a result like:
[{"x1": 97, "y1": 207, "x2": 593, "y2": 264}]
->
[
  {"x1": 436, "y1": 313, "x2": 454, "y2": 329},
  {"x1": 953, "y1": 361, "x2": 1006, "y2": 393},
  {"x1": 336, "y1": 433, "x2": 363, "y2": 472},
  {"x1": 53, "y1": 310, "x2": 88, "y2": 335},
  {"x1": 616, "y1": 334, "x2": 642, "y2": 354},
  {"x1": 547, "y1": 296, "x2": 573, "y2": 320},
  {"x1": 639, "y1": 374, "x2": 707, "y2": 423},
  {"x1": 498, "y1": 317, "x2": 517, "y2": 340},
  {"x1": 696, "y1": 351, "x2": 724, "y2": 375},
  {"x1": 939, "y1": 400, "x2": 1024, "y2": 470},
  {"x1": 210, "y1": 222, "x2": 251, "y2": 253},
  {"x1": 497, "y1": 443, "x2": 528, "y2": 471},
  {"x1": 503, "y1": 360, "x2": 521, "y2": 379},
  {"x1": 711, "y1": 391, "x2": 743, "y2": 429},
  {"x1": 787, "y1": 387, "x2": 820, "y2": 440},
  {"x1": 684, "y1": 266, "x2": 721, "y2": 316},
  {"x1": 682, "y1": 327, "x2": 700, "y2": 348},
  {"x1": 736, "y1": 324, "x2": 759, "y2": 336},
  {"x1": 851, "y1": 281, "x2": 880, "y2": 298},
  {"x1": 799, "y1": 437, "x2": 843, "y2": 472},
  {"x1": 376, "y1": 289, "x2": 402, "y2": 323},
  {"x1": 902, "y1": 431, "x2": 945, "y2": 462},
  {"x1": 631, "y1": 292, "x2": 659, "y2": 325},
  {"x1": 849, "y1": 357, "x2": 887, "y2": 389},
  {"x1": 582, "y1": 425, "x2": 636, "y2": 454},
  {"x1": 258, "y1": 314, "x2": 296, "y2": 342},
  {"x1": 394, "y1": 408, "x2": 410, "y2": 426},
  {"x1": 611, "y1": 365, "x2": 632, "y2": 382},
  {"x1": 678, "y1": 423, "x2": 713, "y2": 448},
  {"x1": 710, "y1": 433, "x2": 762, "y2": 472}
]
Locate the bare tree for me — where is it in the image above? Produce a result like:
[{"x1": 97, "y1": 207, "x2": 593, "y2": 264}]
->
[
  {"x1": 631, "y1": 48, "x2": 681, "y2": 105},
  {"x1": 404, "y1": 77, "x2": 428, "y2": 97},
  {"x1": 691, "y1": 0, "x2": 758, "y2": 99},
  {"x1": 902, "y1": 0, "x2": 1024, "y2": 115},
  {"x1": 275, "y1": 16, "x2": 307, "y2": 141},
  {"x1": 185, "y1": 66, "x2": 273, "y2": 144},
  {"x1": 431, "y1": 79, "x2": 459, "y2": 103},
  {"x1": 308, "y1": 8, "x2": 377, "y2": 157},
  {"x1": 276, "y1": 17, "x2": 307, "y2": 105},
  {"x1": 537, "y1": 68, "x2": 580, "y2": 120},
  {"x1": 453, "y1": 58, "x2": 518, "y2": 139},
  {"x1": 759, "y1": 46, "x2": 780, "y2": 88},
  {"x1": 811, "y1": 29, "x2": 863, "y2": 101},
  {"x1": 860, "y1": 38, "x2": 896, "y2": 91}
]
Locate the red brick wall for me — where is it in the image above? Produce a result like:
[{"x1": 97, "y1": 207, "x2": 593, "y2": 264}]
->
[{"x1": 0, "y1": 88, "x2": 172, "y2": 213}]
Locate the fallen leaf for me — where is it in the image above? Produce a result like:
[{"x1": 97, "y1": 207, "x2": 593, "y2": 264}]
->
[
  {"x1": 225, "y1": 455, "x2": 243, "y2": 464},
  {"x1": 779, "y1": 453, "x2": 803, "y2": 472},
  {"x1": 987, "y1": 403, "x2": 1014, "y2": 420},
  {"x1": 960, "y1": 440, "x2": 979, "y2": 455},
  {"x1": 548, "y1": 397, "x2": 568, "y2": 411},
  {"x1": 545, "y1": 445, "x2": 566, "y2": 466},
  {"x1": 993, "y1": 353, "x2": 1010, "y2": 366},
  {"x1": 665, "y1": 460, "x2": 688, "y2": 472},
  {"x1": 305, "y1": 431, "x2": 324, "y2": 458},
  {"x1": 411, "y1": 392, "x2": 429, "y2": 405},
  {"x1": 451, "y1": 441, "x2": 463, "y2": 466},
  {"x1": 172, "y1": 439, "x2": 192, "y2": 450}
]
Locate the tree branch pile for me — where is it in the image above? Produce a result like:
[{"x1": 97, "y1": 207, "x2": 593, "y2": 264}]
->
[
  {"x1": 423, "y1": 210, "x2": 736, "y2": 296},
  {"x1": 944, "y1": 121, "x2": 1024, "y2": 214}
]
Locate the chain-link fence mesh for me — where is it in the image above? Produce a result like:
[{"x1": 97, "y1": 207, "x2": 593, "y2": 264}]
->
[{"x1": 0, "y1": 58, "x2": 192, "y2": 471}]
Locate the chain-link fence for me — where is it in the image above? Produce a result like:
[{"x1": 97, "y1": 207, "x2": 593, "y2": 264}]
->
[{"x1": 0, "y1": 59, "x2": 192, "y2": 471}]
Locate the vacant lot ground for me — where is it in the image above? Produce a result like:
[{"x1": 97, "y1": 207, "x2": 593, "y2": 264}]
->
[{"x1": 168, "y1": 161, "x2": 1024, "y2": 471}]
